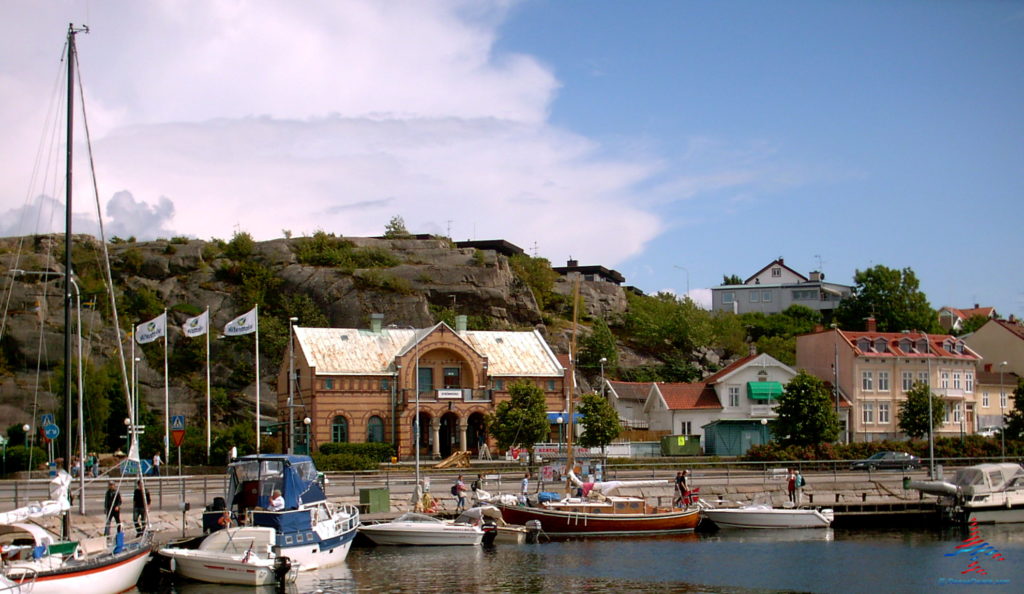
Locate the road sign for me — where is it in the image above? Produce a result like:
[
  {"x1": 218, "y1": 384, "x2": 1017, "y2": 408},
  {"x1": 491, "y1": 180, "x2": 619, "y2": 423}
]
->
[
  {"x1": 172, "y1": 430, "x2": 186, "y2": 447},
  {"x1": 43, "y1": 424, "x2": 60, "y2": 440},
  {"x1": 171, "y1": 415, "x2": 185, "y2": 431},
  {"x1": 40, "y1": 413, "x2": 55, "y2": 427}
]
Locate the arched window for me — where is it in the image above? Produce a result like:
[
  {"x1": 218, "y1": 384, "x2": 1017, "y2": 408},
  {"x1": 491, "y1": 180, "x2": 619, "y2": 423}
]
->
[
  {"x1": 331, "y1": 416, "x2": 349, "y2": 443},
  {"x1": 367, "y1": 416, "x2": 384, "y2": 443}
]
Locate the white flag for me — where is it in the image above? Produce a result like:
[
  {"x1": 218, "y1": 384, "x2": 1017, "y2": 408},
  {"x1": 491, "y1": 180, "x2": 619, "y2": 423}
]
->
[
  {"x1": 224, "y1": 307, "x2": 258, "y2": 336},
  {"x1": 182, "y1": 310, "x2": 209, "y2": 338},
  {"x1": 136, "y1": 312, "x2": 167, "y2": 344}
]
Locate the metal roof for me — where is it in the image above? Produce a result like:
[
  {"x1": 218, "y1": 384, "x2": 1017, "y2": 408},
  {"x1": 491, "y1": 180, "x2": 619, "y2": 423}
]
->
[{"x1": 294, "y1": 325, "x2": 564, "y2": 377}]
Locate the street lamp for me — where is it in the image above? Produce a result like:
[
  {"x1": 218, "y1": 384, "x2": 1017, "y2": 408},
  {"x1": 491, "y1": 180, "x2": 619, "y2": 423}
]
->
[
  {"x1": 599, "y1": 357, "x2": 607, "y2": 398},
  {"x1": 22, "y1": 424, "x2": 31, "y2": 502},
  {"x1": 1000, "y1": 361, "x2": 1008, "y2": 459},
  {"x1": 673, "y1": 265, "x2": 690, "y2": 301},
  {"x1": 287, "y1": 317, "x2": 298, "y2": 455},
  {"x1": 760, "y1": 418, "x2": 768, "y2": 444},
  {"x1": 923, "y1": 331, "x2": 936, "y2": 479},
  {"x1": 303, "y1": 417, "x2": 312, "y2": 454},
  {"x1": 556, "y1": 414, "x2": 564, "y2": 456}
]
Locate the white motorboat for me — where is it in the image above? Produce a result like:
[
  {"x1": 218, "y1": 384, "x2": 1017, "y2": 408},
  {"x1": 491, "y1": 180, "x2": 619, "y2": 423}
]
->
[
  {"x1": 700, "y1": 503, "x2": 834, "y2": 529},
  {"x1": 161, "y1": 453, "x2": 359, "y2": 583},
  {"x1": 454, "y1": 505, "x2": 529, "y2": 545},
  {"x1": 359, "y1": 512, "x2": 483, "y2": 546},
  {"x1": 160, "y1": 527, "x2": 297, "y2": 586},
  {"x1": 910, "y1": 463, "x2": 1024, "y2": 524}
]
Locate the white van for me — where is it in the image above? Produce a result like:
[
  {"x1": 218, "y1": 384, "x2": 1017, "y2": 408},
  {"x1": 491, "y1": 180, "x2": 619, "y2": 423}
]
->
[{"x1": 977, "y1": 426, "x2": 1002, "y2": 437}]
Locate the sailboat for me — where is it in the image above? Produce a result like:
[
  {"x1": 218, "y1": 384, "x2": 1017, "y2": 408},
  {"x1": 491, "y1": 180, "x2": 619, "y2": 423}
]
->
[
  {"x1": 491, "y1": 281, "x2": 701, "y2": 537},
  {"x1": 1, "y1": 24, "x2": 152, "y2": 592}
]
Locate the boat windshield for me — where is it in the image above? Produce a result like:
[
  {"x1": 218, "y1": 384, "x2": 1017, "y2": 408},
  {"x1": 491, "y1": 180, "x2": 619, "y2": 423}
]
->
[{"x1": 393, "y1": 513, "x2": 442, "y2": 524}]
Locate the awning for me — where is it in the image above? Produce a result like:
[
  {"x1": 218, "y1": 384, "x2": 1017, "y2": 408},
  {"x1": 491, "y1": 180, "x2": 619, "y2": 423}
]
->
[
  {"x1": 546, "y1": 413, "x2": 582, "y2": 423},
  {"x1": 747, "y1": 381, "x2": 783, "y2": 400}
]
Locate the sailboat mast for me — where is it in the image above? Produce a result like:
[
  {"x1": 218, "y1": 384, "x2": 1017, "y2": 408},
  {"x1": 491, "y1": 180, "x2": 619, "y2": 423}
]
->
[
  {"x1": 62, "y1": 22, "x2": 78, "y2": 540},
  {"x1": 565, "y1": 279, "x2": 580, "y2": 494}
]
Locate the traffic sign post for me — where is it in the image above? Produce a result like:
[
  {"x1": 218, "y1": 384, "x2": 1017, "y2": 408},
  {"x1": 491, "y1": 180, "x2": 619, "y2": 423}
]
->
[{"x1": 171, "y1": 415, "x2": 186, "y2": 479}]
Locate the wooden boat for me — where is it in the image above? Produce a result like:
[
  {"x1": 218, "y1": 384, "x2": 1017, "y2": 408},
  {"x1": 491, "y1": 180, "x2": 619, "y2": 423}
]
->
[
  {"x1": 700, "y1": 503, "x2": 833, "y2": 529},
  {"x1": 2, "y1": 24, "x2": 152, "y2": 593}
]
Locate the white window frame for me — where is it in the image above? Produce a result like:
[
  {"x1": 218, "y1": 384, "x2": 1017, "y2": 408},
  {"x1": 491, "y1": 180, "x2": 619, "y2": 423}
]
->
[
  {"x1": 966, "y1": 372, "x2": 974, "y2": 393},
  {"x1": 879, "y1": 402, "x2": 890, "y2": 424},
  {"x1": 902, "y1": 371, "x2": 913, "y2": 392},
  {"x1": 1001, "y1": 391, "x2": 1008, "y2": 410},
  {"x1": 772, "y1": 267, "x2": 782, "y2": 277},
  {"x1": 729, "y1": 386, "x2": 740, "y2": 408},
  {"x1": 918, "y1": 371, "x2": 929, "y2": 386},
  {"x1": 982, "y1": 391, "x2": 989, "y2": 408},
  {"x1": 953, "y1": 402, "x2": 962, "y2": 424},
  {"x1": 722, "y1": 291, "x2": 735, "y2": 303},
  {"x1": 862, "y1": 402, "x2": 874, "y2": 424},
  {"x1": 750, "y1": 291, "x2": 761, "y2": 303},
  {"x1": 953, "y1": 372, "x2": 961, "y2": 390},
  {"x1": 940, "y1": 371, "x2": 950, "y2": 389},
  {"x1": 762, "y1": 290, "x2": 772, "y2": 303},
  {"x1": 861, "y1": 371, "x2": 873, "y2": 391},
  {"x1": 680, "y1": 421, "x2": 692, "y2": 434},
  {"x1": 878, "y1": 371, "x2": 890, "y2": 392}
]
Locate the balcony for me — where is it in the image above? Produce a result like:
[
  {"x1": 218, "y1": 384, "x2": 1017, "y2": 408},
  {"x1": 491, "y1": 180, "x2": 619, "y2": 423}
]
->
[{"x1": 749, "y1": 404, "x2": 777, "y2": 418}]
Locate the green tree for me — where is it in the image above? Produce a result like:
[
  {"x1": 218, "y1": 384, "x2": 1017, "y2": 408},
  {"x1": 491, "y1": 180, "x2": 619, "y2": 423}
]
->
[
  {"x1": 577, "y1": 318, "x2": 618, "y2": 377},
  {"x1": 1001, "y1": 378, "x2": 1024, "y2": 440},
  {"x1": 710, "y1": 311, "x2": 747, "y2": 359},
  {"x1": 508, "y1": 254, "x2": 560, "y2": 311},
  {"x1": 835, "y1": 265, "x2": 937, "y2": 333},
  {"x1": 383, "y1": 215, "x2": 411, "y2": 238},
  {"x1": 897, "y1": 382, "x2": 945, "y2": 439},
  {"x1": 623, "y1": 291, "x2": 712, "y2": 357},
  {"x1": 954, "y1": 315, "x2": 989, "y2": 337},
  {"x1": 722, "y1": 274, "x2": 743, "y2": 285},
  {"x1": 575, "y1": 392, "x2": 621, "y2": 452},
  {"x1": 486, "y1": 381, "x2": 549, "y2": 465},
  {"x1": 771, "y1": 371, "x2": 839, "y2": 446}
]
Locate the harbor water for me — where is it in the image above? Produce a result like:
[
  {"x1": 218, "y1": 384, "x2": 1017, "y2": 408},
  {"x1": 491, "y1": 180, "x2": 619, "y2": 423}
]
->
[{"x1": 143, "y1": 524, "x2": 1023, "y2": 593}]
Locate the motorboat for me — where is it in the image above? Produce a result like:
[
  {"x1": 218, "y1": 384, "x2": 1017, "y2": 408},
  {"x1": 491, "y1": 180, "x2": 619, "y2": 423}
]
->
[
  {"x1": 359, "y1": 512, "x2": 484, "y2": 546},
  {"x1": 454, "y1": 505, "x2": 529, "y2": 545},
  {"x1": 160, "y1": 453, "x2": 359, "y2": 584},
  {"x1": 700, "y1": 502, "x2": 834, "y2": 529},
  {"x1": 909, "y1": 462, "x2": 1024, "y2": 524},
  {"x1": 159, "y1": 527, "x2": 297, "y2": 586}
]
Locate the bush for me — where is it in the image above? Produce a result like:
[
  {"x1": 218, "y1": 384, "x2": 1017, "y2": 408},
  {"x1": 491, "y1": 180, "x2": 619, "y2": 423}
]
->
[
  {"x1": 312, "y1": 453, "x2": 378, "y2": 471},
  {"x1": 318, "y1": 442, "x2": 394, "y2": 462},
  {"x1": 4, "y1": 445, "x2": 48, "y2": 474}
]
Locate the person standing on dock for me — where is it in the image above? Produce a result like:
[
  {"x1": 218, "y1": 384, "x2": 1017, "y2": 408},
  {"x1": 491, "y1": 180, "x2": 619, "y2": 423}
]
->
[
  {"x1": 519, "y1": 471, "x2": 531, "y2": 505},
  {"x1": 787, "y1": 469, "x2": 797, "y2": 504},
  {"x1": 795, "y1": 471, "x2": 805, "y2": 506},
  {"x1": 132, "y1": 480, "x2": 150, "y2": 537},
  {"x1": 104, "y1": 481, "x2": 122, "y2": 536}
]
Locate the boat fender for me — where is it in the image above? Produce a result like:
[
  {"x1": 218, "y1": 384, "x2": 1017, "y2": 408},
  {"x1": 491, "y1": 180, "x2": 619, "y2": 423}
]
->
[{"x1": 273, "y1": 556, "x2": 292, "y2": 582}]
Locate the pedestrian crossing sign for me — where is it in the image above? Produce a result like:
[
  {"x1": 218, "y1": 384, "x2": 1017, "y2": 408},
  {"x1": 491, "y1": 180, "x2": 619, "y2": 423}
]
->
[{"x1": 171, "y1": 415, "x2": 185, "y2": 430}]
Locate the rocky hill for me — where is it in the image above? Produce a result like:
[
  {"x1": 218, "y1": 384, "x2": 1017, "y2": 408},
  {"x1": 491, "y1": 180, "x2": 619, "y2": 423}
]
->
[{"x1": 0, "y1": 233, "x2": 630, "y2": 436}]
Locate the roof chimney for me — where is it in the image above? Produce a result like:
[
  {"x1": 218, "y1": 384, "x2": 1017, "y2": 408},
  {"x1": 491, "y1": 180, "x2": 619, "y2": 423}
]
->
[
  {"x1": 567, "y1": 258, "x2": 578, "y2": 267},
  {"x1": 455, "y1": 315, "x2": 467, "y2": 333},
  {"x1": 865, "y1": 316, "x2": 877, "y2": 333},
  {"x1": 370, "y1": 313, "x2": 384, "y2": 333}
]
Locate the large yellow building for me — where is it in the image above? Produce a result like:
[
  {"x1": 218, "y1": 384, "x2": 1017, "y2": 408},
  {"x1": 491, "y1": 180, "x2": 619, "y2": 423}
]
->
[
  {"x1": 275, "y1": 315, "x2": 567, "y2": 458},
  {"x1": 796, "y1": 323, "x2": 982, "y2": 442}
]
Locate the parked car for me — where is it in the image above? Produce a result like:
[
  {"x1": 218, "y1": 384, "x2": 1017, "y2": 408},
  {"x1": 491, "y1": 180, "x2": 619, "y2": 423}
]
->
[
  {"x1": 850, "y1": 451, "x2": 920, "y2": 471},
  {"x1": 977, "y1": 426, "x2": 1001, "y2": 438}
]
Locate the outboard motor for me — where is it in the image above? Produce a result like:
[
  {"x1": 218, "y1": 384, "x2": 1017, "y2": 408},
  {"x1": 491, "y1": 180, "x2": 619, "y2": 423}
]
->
[
  {"x1": 481, "y1": 517, "x2": 498, "y2": 546},
  {"x1": 525, "y1": 519, "x2": 543, "y2": 544},
  {"x1": 273, "y1": 556, "x2": 293, "y2": 585}
]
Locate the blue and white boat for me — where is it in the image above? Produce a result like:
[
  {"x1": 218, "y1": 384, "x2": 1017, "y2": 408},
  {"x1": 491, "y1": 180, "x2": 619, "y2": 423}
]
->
[{"x1": 161, "y1": 454, "x2": 359, "y2": 583}]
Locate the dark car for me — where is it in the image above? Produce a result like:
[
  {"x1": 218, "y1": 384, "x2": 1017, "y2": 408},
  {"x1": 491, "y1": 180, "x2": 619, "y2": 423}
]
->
[{"x1": 850, "y1": 451, "x2": 920, "y2": 471}]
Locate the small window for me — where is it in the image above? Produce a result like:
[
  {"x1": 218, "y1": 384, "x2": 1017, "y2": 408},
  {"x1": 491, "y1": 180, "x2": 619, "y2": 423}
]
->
[
  {"x1": 901, "y1": 371, "x2": 913, "y2": 392},
  {"x1": 380, "y1": 378, "x2": 390, "y2": 391},
  {"x1": 873, "y1": 338, "x2": 887, "y2": 353},
  {"x1": 878, "y1": 402, "x2": 890, "y2": 424},
  {"x1": 324, "y1": 378, "x2": 334, "y2": 390},
  {"x1": 750, "y1": 292, "x2": 760, "y2": 303},
  {"x1": 494, "y1": 379, "x2": 504, "y2": 391},
  {"x1": 982, "y1": 391, "x2": 990, "y2": 407},
  {"x1": 547, "y1": 380, "x2": 556, "y2": 391},
  {"x1": 762, "y1": 291, "x2": 772, "y2": 303},
  {"x1": 862, "y1": 371, "x2": 873, "y2": 391},
  {"x1": 332, "y1": 416, "x2": 348, "y2": 443},
  {"x1": 367, "y1": 416, "x2": 385, "y2": 443},
  {"x1": 878, "y1": 371, "x2": 889, "y2": 392},
  {"x1": 862, "y1": 402, "x2": 874, "y2": 424},
  {"x1": 729, "y1": 386, "x2": 740, "y2": 407},
  {"x1": 771, "y1": 267, "x2": 781, "y2": 277},
  {"x1": 722, "y1": 291, "x2": 735, "y2": 303},
  {"x1": 857, "y1": 338, "x2": 872, "y2": 352},
  {"x1": 899, "y1": 339, "x2": 913, "y2": 353}
]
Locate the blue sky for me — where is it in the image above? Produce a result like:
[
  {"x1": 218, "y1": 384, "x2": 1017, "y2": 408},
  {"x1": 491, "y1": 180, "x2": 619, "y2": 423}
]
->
[{"x1": 1, "y1": 1, "x2": 1021, "y2": 319}]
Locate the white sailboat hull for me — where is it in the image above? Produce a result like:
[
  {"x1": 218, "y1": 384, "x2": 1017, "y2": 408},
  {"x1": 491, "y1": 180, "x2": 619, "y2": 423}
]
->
[
  {"x1": 8, "y1": 546, "x2": 151, "y2": 594},
  {"x1": 162, "y1": 549, "x2": 293, "y2": 586}
]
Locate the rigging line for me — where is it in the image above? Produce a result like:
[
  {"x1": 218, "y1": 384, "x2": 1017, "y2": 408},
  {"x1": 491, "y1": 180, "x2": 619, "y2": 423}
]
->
[{"x1": 75, "y1": 45, "x2": 132, "y2": 406}]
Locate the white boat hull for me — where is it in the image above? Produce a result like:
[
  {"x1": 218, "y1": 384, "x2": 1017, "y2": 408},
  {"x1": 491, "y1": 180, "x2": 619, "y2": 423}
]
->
[
  {"x1": 360, "y1": 523, "x2": 483, "y2": 546},
  {"x1": 702, "y1": 507, "x2": 834, "y2": 529},
  {"x1": 163, "y1": 549, "x2": 293, "y2": 586},
  {"x1": 7, "y1": 546, "x2": 151, "y2": 594}
]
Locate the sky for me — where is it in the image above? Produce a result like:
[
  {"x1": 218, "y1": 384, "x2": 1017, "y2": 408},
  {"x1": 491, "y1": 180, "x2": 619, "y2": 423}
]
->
[{"x1": 1, "y1": 0, "x2": 1021, "y2": 319}]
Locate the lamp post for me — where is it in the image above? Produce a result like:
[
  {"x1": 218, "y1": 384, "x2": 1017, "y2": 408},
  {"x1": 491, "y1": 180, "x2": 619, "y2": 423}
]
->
[
  {"x1": 303, "y1": 417, "x2": 311, "y2": 454},
  {"x1": 673, "y1": 265, "x2": 690, "y2": 301},
  {"x1": 556, "y1": 414, "x2": 564, "y2": 457},
  {"x1": 414, "y1": 331, "x2": 422, "y2": 490},
  {"x1": 923, "y1": 331, "x2": 936, "y2": 479},
  {"x1": 22, "y1": 424, "x2": 31, "y2": 488},
  {"x1": 287, "y1": 317, "x2": 298, "y2": 454},
  {"x1": 599, "y1": 357, "x2": 607, "y2": 398},
  {"x1": 1000, "y1": 361, "x2": 1007, "y2": 459},
  {"x1": 760, "y1": 418, "x2": 768, "y2": 444}
]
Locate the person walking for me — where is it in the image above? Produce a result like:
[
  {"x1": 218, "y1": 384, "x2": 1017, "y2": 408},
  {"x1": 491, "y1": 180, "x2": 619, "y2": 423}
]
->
[
  {"x1": 786, "y1": 469, "x2": 797, "y2": 505},
  {"x1": 452, "y1": 475, "x2": 468, "y2": 513},
  {"x1": 132, "y1": 480, "x2": 150, "y2": 537},
  {"x1": 152, "y1": 452, "x2": 162, "y2": 476},
  {"x1": 104, "y1": 481, "x2": 122, "y2": 536},
  {"x1": 673, "y1": 471, "x2": 686, "y2": 507}
]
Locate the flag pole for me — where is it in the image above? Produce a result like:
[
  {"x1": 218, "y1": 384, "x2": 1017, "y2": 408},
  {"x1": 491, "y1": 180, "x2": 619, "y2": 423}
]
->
[
  {"x1": 205, "y1": 306, "x2": 211, "y2": 464},
  {"x1": 254, "y1": 304, "x2": 261, "y2": 453},
  {"x1": 164, "y1": 308, "x2": 170, "y2": 467}
]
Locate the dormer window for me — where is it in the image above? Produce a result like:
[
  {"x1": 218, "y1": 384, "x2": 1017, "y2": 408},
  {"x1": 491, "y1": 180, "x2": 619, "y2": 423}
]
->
[
  {"x1": 857, "y1": 338, "x2": 872, "y2": 352},
  {"x1": 955, "y1": 341, "x2": 964, "y2": 354},
  {"x1": 899, "y1": 338, "x2": 914, "y2": 353},
  {"x1": 874, "y1": 338, "x2": 887, "y2": 353},
  {"x1": 943, "y1": 339, "x2": 955, "y2": 353},
  {"x1": 916, "y1": 338, "x2": 929, "y2": 353}
]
